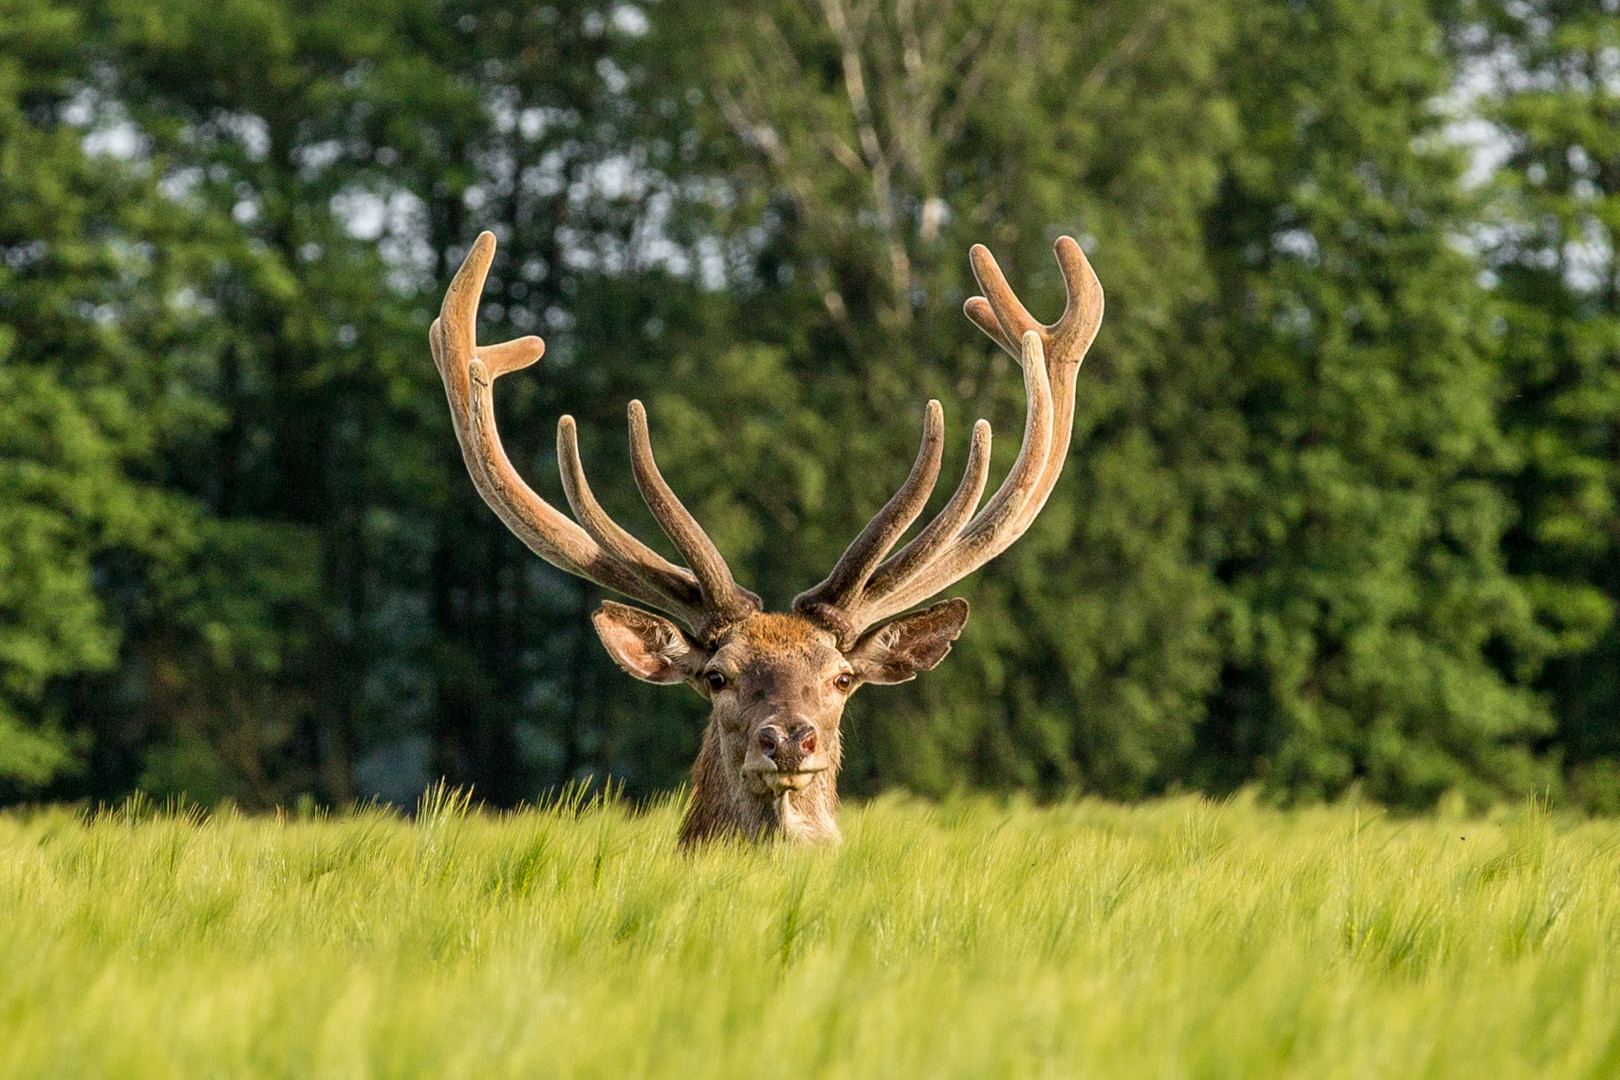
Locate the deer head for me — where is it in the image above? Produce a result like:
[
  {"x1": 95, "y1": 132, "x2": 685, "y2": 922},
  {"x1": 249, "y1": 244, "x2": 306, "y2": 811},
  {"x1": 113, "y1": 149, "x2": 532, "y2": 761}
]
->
[{"x1": 430, "y1": 232, "x2": 1102, "y2": 845}]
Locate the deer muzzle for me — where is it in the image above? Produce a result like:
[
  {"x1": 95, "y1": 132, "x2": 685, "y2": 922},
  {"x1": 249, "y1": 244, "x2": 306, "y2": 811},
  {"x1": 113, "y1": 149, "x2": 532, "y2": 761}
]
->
[{"x1": 742, "y1": 720, "x2": 825, "y2": 792}]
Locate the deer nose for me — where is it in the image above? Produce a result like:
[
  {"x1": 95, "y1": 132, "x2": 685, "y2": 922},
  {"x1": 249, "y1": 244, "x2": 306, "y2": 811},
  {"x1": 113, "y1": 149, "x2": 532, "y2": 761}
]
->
[
  {"x1": 755, "y1": 721, "x2": 818, "y2": 770},
  {"x1": 756, "y1": 728, "x2": 779, "y2": 758},
  {"x1": 790, "y1": 722, "x2": 817, "y2": 756}
]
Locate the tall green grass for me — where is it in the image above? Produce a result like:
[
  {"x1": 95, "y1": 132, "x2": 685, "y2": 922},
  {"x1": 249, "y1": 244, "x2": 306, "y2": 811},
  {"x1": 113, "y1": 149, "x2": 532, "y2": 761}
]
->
[{"x1": 0, "y1": 790, "x2": 1616, "y2": 1078}]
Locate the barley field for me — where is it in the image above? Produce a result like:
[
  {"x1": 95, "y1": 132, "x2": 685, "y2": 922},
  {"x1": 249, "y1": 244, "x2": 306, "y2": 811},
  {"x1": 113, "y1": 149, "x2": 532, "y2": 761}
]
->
[{"x1": 0, "y1": 789, "x2": 1616, "y2": 1079}]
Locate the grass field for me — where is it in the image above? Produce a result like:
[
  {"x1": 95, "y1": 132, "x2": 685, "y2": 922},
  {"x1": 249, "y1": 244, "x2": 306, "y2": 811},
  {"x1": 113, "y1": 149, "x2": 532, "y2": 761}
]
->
[{"x1": 1, "y1": 789, "x2": 1617, "y2": 1079}]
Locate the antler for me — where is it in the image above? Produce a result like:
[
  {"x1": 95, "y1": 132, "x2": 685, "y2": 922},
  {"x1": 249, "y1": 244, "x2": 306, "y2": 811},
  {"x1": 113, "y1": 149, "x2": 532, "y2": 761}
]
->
[
  {"x1": 794, "y1": 236, "x2": 1103, "y2": 647},
  {"x1": 430, "y1": 232, "x2": 760, "y2": 641}
]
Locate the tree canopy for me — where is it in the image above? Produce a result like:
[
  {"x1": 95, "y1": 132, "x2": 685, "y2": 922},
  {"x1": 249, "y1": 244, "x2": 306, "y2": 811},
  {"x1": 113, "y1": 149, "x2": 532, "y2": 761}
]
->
[{"x1": 0, "y1": 0, "x2": 1614, "y2": 810}]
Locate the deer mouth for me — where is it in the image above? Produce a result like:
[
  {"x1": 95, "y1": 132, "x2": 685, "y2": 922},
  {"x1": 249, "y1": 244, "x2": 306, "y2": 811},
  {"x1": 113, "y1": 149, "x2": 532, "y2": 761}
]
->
[{"x1": 744, "y1": 765, "x2": 828, "y2": 793}]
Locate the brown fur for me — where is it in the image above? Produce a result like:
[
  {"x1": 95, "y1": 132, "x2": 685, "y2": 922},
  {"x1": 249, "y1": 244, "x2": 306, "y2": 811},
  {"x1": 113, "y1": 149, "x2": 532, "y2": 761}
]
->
[
  {"x1": 677, "y1": 723, "x2": 842, "y2": 846},
  {"x1": 730, "y1": 613, "x2": 826, "y2": 653},
  {"x1": 591, "y1": 603, "x2": 967, "y2": 847},
  {"x1": 678, "y1": 614, "x2": 845, "y2": 847}
]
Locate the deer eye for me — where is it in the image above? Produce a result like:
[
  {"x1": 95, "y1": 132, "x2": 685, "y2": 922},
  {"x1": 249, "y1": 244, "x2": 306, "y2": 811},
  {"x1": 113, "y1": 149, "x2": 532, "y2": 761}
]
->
[
  {"x1": 833, "y1": 672, "x2": 854, "y2": 693},
  {"x1": 704, "y1": 670, "x2": 727, "y2": 692}
]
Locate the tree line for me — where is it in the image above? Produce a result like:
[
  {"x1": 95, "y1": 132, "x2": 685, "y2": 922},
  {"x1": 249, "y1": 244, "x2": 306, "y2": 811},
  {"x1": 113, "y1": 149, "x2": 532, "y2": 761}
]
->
[{"x1": 1, "y1": 0, "x2": 1615, "y2": 810}]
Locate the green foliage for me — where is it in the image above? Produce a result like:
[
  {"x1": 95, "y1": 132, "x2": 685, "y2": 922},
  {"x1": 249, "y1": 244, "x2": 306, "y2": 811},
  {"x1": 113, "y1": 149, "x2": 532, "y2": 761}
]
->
[
  {"x1": 1455, "y1": 0, "x2": 1620, "y2": 787},
  {"x1": 0, "y1": 0, "x2": 1610, "y2": 809},
  {"x1": 0, "y1": 366, "x2": 176, "y2": 784},
  {"x1": 1, "y1": 797, "x2": 1618, "y2": 1075},
  {"x1": 0, "y1": 0, "x2": 205, "y2": 787},
  {"x1": 1199, "y1": 0, "x2": 1553, "y2": 804}
]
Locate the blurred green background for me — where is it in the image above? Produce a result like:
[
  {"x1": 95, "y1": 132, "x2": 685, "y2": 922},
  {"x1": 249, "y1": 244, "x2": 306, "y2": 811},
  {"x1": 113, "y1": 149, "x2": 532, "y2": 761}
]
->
[{"x1": 0, "y1": 0, "x2": 1615, "y2": 811}]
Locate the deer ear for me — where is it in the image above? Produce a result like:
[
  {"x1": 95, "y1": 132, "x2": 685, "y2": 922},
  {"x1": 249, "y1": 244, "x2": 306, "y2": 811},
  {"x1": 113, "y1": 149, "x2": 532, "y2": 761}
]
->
[
  {"x1": 846, "y1": 598, "x2": 969, "y2": 685},
  {"x1": 591, "y1": 601, "x2": 709, "y2": 685}
]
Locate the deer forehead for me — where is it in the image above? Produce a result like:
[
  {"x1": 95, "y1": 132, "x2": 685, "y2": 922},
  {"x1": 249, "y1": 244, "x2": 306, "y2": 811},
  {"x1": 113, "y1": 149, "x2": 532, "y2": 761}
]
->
[{"x1": 714, "y1": 614, "x2": 842, "y2": 674}]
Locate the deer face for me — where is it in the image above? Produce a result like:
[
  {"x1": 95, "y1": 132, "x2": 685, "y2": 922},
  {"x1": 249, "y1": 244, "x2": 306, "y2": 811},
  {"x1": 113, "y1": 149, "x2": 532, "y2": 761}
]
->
[
  {"x1": 591, "y1": 601, "x2": 969, "y2": 834},
  {"x1": 699, "y1": 615, "x2": 849, "y2": 796}
]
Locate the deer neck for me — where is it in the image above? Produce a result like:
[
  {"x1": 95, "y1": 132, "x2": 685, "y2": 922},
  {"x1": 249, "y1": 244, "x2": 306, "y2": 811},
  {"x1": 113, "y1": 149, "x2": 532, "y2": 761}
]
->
[
  {"x1": 678, "y1": 720, "x2": 841, "y2": 846},
  {"x1": 772, "y1": 772, "x2": 841, "y2": 844}
]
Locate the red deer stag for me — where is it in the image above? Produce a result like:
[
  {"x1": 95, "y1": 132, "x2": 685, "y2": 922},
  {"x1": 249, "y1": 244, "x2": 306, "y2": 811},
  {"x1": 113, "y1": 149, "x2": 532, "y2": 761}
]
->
[{"x1": 430, "y1": 232, "x2": 1102, "y2": 845}]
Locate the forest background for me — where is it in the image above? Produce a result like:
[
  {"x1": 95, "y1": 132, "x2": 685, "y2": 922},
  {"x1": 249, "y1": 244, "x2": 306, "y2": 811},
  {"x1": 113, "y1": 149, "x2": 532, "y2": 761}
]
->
[{"x1": 1, "y1": 0, "x2": 1616, "y2": 812}]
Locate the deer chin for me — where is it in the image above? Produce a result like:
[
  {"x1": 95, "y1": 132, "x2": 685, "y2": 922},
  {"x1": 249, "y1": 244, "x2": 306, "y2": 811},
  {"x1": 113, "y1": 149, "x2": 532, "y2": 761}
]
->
[{"x1": 742, "y1": 765, "x2": 828, "y2": 795}]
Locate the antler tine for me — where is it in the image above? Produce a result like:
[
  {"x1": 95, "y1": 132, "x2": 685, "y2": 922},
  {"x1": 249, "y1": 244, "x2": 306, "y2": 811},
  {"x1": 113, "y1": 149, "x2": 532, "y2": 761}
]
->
[
  {"x1": 798, "y1": 237, "x2": 1102, "y2": 641},
  {"x1": 430, "y1": 232, "x2": 583, "y2": 573},
  {"x1": 627, "y1": 400, "x2": 761, "y2": 623},
  {"x1": 460, "y1": 352, "x2": 685, "y2": 608},
  {"x1": 556, "y1": 416, "x2": 704, "y2": 607},
  {"x1": 874, "y1": 239, "x2": 1100, "y2": 616},
  {"x1": 967, "y1": 237, "x2": 1101, "y2": 536},
  {"x1": 431, "y1": 231, "x2": 720, "y2": 634},
  {"x1": 1007, "y1": 236, "x2": 1101, "y2": 536},
  {"x1": 863, "y1": 418, "x2": 992, "y2": 600},
  {"x1": 963, "y1": 242, "x2": 1040, "y2": 357},
  {"x1": 860, "y1": 331, "x2": 1053, "y2": 621},
  {"x1": 1048, "y1": 236, "x2": 1106, "y2": 362},
  {"x1": 792, "y1": 401, "x2": 945, "y2": 637}
]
